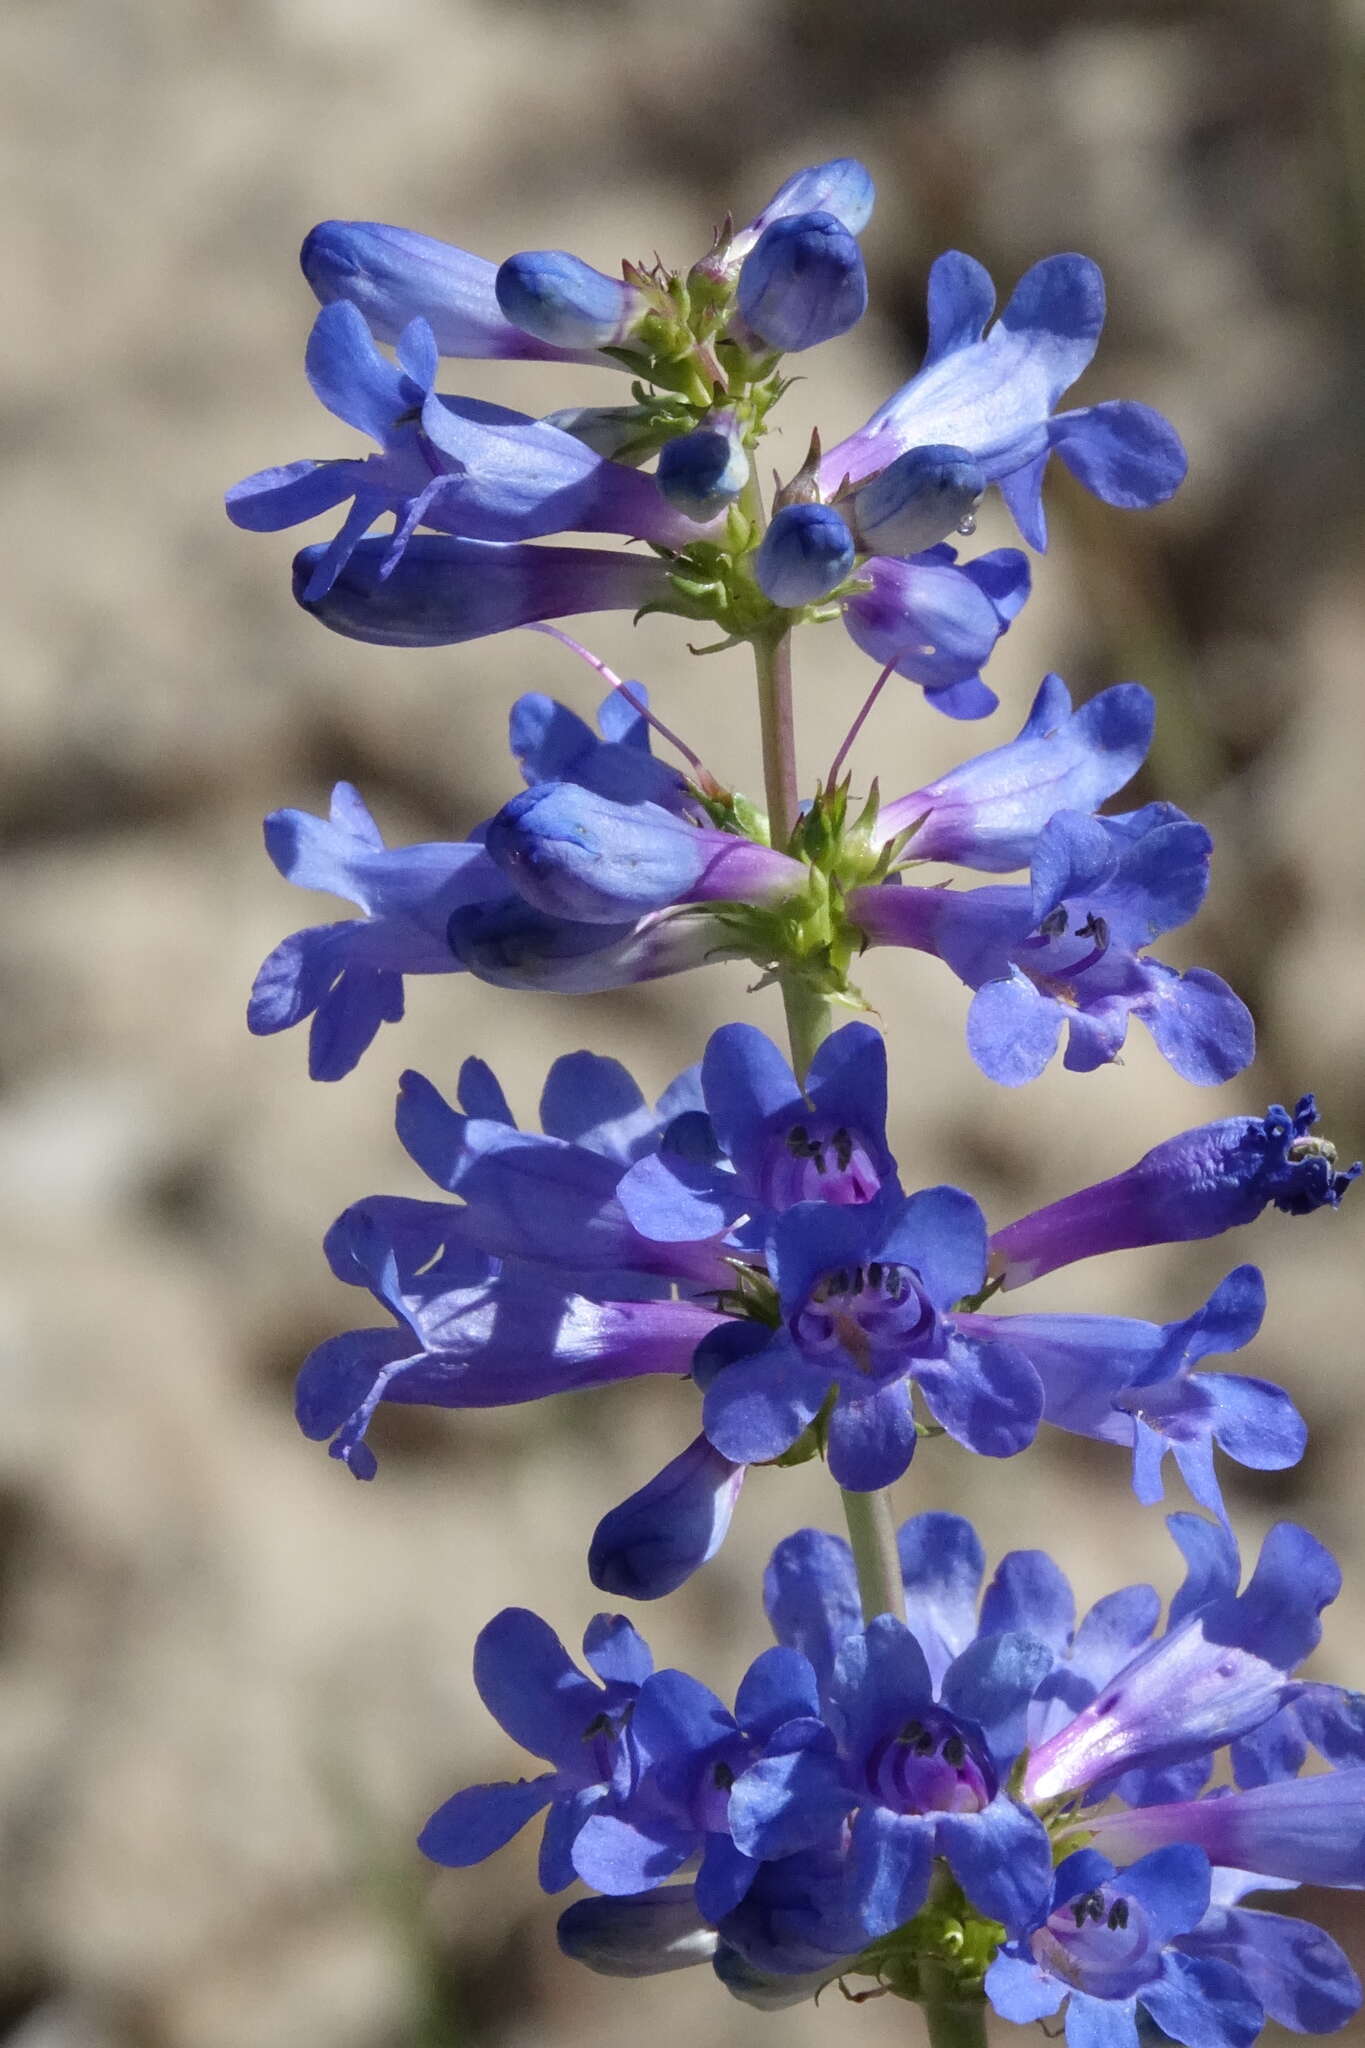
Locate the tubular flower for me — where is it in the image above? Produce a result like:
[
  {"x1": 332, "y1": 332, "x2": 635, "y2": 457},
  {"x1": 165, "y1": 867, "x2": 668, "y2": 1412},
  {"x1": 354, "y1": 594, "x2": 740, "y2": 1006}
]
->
[
  {"x1": 991, "y1": 1094, "x2": 1361, "y2": 1288},
  {"x1": 551, "y1": 1512, "x2": 1364, "y2": 2026},
  {"x1": 849, "y1": 805, "x2": 1255, "y2": 1085},
  {"x1": 820, "y1": 250, "x2": 1187, "y2": 547}
]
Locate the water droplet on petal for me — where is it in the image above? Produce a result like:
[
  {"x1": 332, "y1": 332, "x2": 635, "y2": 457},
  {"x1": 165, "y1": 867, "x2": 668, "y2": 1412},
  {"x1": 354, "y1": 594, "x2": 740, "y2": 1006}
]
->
[{"x1": 955, "y1": 513, "x2": 977, "y2": 537}]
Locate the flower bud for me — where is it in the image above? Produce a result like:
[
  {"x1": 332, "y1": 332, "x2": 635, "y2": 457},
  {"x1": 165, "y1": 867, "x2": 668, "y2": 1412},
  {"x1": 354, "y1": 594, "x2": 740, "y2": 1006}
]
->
[
  {"x1": 753, "y1": 502, "x2": 856, "y2": 607},
  {"x1": 736, "y1": 211, "x2": 868, "y2": 352},
  {"x1": 495, "y1": 250, "x2": 644, "y2": 349},
  {"x1": 589, "y1": 1436, "x2": 745, "y2": 1600},
  {"x1": 849, "y1": 444, "x2": 986, "y2": 557},
  {"x1": 484, "y1": 782, "x2": 805, "y2": 924},
  {"x1": 656, "y1": 410, "x2": 748, "y2": 520}
]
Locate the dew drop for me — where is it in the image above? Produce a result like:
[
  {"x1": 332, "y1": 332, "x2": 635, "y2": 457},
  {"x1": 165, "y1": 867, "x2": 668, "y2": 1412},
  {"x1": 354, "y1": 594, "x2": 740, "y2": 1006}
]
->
[{"x1": 955, "y1": 513, "x2": 977, "y2": 537}]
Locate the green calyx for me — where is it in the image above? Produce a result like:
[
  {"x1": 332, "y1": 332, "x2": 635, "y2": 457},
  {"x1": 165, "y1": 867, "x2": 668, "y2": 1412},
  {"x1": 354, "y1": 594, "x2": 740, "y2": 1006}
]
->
[
  {"x1": 686, "y1": 773, "x2": 907, "y2": 1008},
  {"x1": 838, "y1": 1876, "x2": 1004, "y2": 2007}
]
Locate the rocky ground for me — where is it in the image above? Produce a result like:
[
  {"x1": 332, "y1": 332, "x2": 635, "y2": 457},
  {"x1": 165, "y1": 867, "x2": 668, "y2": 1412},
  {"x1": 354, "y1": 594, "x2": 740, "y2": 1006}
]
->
[{"x1": 3, "y1": 1, "x2": 1364, "y2": 2042}]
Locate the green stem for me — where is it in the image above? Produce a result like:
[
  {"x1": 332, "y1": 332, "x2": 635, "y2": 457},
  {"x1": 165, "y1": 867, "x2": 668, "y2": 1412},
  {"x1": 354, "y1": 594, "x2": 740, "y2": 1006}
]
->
[
  {"x1": 920, "y1": 1969, "x2": 989, "y2": 2048},
  {"x1": 753, "y1": 628, "x2": 800, "y2": 850},
  {"x1": 749, "y1": 625, "x2": 905, "y2": 1629},
  {"x1": 838, "y1": 1485, "x2": 905, "y2": 1623}
]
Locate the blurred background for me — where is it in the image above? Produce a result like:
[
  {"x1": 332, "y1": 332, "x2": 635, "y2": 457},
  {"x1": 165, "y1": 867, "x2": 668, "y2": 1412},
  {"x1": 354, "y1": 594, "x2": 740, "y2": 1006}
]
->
[{"x1": 4, "y1": 0, "x2": 1365, "y2": 2042}]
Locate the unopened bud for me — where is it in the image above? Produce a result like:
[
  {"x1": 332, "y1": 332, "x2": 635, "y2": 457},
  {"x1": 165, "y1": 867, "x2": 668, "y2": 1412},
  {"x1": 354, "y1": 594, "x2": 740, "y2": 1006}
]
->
[{"x1": 495, "y1": 250, "x2": 644, "y2": 349}]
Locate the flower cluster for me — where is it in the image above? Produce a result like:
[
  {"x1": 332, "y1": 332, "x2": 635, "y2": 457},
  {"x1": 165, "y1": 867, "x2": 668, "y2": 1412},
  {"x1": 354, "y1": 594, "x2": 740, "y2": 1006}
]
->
[
  {"x1": 435, "y1": 1510, "x2": 1365, "y2": 2037},
  {"x1": 231, "y1": 155, "x2": 1362, "y2": 2040},
  {"x1": 299, "y1": 1019, "x2": 1348, "y2": 1564}
]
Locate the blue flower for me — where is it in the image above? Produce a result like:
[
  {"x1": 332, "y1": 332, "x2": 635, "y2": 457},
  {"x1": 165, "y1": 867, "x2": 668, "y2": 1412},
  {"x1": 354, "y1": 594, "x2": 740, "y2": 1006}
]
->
[
  {"x1": 850, "y1": 804, "x2": 1255, "y2": 1084},
  {"x1": 246, "y1": 781, "x2": 500, "y2": 1081},
  {"x1": 960, "y1": 1265, "x2": 1306, "y2": 1524},
  {"x1": 820, "y1": 250, "x2": 1187, "y2": 548},
  {"x1": 697, "y1": 1186, "x2": 1044, "y2": 1489},
  {"x1": 873, "y1": 672, "x2": 1155, "y2": 873},
  {"x1": 392, "y1": 1048, "x2": 726, "y2": 1291},
  {"x1": 992, "y1": 1094, "x2": 1360, "y2": 1288},
  {"x1": 419, "y1": 1607, "x2": 653, "y2": 1890},
  {"x1": 300, "y1": 219, "x2": 616, "y2": 363},
  {"x1": 736, "y1": 211, "x2": 868, "y2": 353},
  {"x1": 568, "y1": 1646, "x2": 827, "y2": 1917},
  {"x1": 617, "y1": 1020, "x2": 900, "y2": 1255},
  {"x1": 840, "y1": 542, "x2": 1031, "y2": 719},
  {"x1": 227, "y1": 303, "x2": 714, "y2": 596},
  {"x1": 248, "y1": 684, "x2": 695, "y2": 1077},
  {"x1": 303, "y1": 160, "x2": 874, "y2": 366}
]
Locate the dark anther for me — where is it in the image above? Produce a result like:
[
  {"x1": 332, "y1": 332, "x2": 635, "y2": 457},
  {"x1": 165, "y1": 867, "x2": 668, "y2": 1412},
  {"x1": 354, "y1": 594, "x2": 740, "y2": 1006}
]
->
[
  {"x1": 786, "y1": 1123, "x2": 814, "y2": 1157},
  {"x1": 1076, "y1": 912, "x2": 1109, "y2": 948},
  {"x1": 582, "y1": 1711, "x2": 612, "y2": 1740},
  {"x1": 1072, "y1": 1902, "x2": 1088, "y2": 1930},
  {"x1": 1107, "y1": 1900, "x2": 1129, "y2": 1931},
  {"x1": 812, "y1": 1148, "x2": 828, "y2": 1174},
  {"x1": 833, "y1": 1128, "x2": 854, "y2": 1172},
  {"x1": 867, "y1": 1262, "x2": 884, "y2": 1289},
  {"x1": 942, "y1": 1733, "x2": 966, "y2": 1768},
  {"x1": 895, "y1": 1719, "x2": 926, "y2": 1746},
  {"x1": 1040, "y1": 906, "x2": 1069, "y2": 939},
  {"x1": 1087, "y1": 1895, "x2": 1106, "y2": 1924},
  {"x1": 850, "y1": 1266, "x2": 865, "y2": 1294},
  {"x1": 913, "y1": 1730, "x2": 937, "y2": 1756},
  {"x1": 713, "y1": 1761, "x2": 735, "y2": 1791}
]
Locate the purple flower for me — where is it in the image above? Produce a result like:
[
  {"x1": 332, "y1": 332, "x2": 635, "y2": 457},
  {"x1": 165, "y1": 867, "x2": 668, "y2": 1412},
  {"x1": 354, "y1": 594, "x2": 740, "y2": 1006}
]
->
[
  {"x1": 992, "y1": 1094, "x2": 1360, "y2": 1288},
  {"x1": 392, "y1": 1049, "x2": 726, "y2": 1291},
  {"x1": 1024, "y1": 1515, "x2": 1343, "y2": 1805},
  {"x1": 291, "y1": 532, "x2": 671, "y2": 648},
  {"x1": 874, "y1": 672, "x2": 1154, "y2": 873},
  {"x1": 725, "y1": 159, "x2": 876, "y2": 263},
  {"x1": 850, "y1": 804, "x2": 1254, "y2": 1084},
  {"x1": 985, "y1": 1845, "x2": 1264, "y2": 2048},
  {"x1": 589, "y1": 1435, "x2": 747, "y2": 1602},
  {"x1": 840, "y1": 542, "x2": 1031, "y2": 719},
  {"x1": 728, "y1": 1613, "x2": 1055, "y2": 1936},
  {"x1": 294, "y1": 1194, "x2": 724, "y2": 1479},
  {"x1": 697, "y1": 1186, "x2": 1044, "y2": 1490},
  {"x1": 820, "y1": 251, "x2": 1187, "y2": 548}
]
